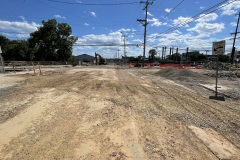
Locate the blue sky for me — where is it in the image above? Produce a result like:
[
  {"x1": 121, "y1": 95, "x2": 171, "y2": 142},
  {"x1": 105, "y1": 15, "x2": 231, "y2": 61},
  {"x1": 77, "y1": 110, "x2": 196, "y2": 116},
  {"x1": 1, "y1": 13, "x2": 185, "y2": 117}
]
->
[{"x1": 1, "y1": 0, "x2": 240, "y2": 58}]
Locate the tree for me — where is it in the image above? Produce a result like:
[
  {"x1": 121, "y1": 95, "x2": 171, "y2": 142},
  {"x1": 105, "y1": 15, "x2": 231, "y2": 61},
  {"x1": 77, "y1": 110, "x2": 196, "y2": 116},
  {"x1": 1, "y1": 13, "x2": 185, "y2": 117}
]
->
[
  {"x1": 28, "y1": 19, "x2": 78, "y2": 61},
  {"x1": 218, "y1": 54, "x2": 229, "y2": 62},
  {"x1": 0, "y1": 36, "x2": 32, "y2": 61},
  {"x1": 149, "y1": 49, "x2": 157, "y2": 60},
  {"x1": 182, "y1": 51, "x2": 207, "y2": 62},
  {"x1": 170, "y1": 53, "x2": 182, "y2": 62},
  {"x1": 0, "y1": 35, "x2": 10, "y2": 54}
]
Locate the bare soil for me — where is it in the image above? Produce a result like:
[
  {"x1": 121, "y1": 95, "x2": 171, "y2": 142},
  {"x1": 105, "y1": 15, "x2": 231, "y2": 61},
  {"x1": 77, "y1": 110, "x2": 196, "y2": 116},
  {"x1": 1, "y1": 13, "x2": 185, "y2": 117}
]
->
[{"x1": 0, "y1": 66, "x2": 239, "y2": 160}]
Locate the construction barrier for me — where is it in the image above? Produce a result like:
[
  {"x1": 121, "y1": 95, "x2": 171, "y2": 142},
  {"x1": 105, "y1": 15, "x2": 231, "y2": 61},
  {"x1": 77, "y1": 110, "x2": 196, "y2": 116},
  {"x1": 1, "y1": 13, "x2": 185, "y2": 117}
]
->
[
  {"x1": 115, "y1": 63, "x2": 202, "y2": 69},
  {"x1": 150, "y1": 63, "x2": 154, "y2": 67},
  {"x1": 160, "y1": 64, "x2": 202, "y2": 69}
]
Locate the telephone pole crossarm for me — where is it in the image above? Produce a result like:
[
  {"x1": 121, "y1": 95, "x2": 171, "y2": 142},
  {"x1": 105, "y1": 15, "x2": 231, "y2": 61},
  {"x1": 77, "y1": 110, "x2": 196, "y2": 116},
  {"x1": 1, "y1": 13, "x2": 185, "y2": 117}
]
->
[
  {"x1": 137, "y1": 0, "x2": 153, "y2": 67},
  {"x1": 137, "y1": 19, "x2": 147, "y2": 26}
]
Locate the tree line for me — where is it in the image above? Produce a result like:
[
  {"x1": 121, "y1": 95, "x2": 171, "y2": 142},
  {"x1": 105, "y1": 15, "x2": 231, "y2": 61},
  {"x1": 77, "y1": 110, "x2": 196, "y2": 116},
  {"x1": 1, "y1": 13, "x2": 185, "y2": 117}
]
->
[
  {"x1": 0, "y1": 19, "x2": 78, "y2": 61},
  {"x1": 147, "y1": 49, "x2": 230, "y2": 63}
]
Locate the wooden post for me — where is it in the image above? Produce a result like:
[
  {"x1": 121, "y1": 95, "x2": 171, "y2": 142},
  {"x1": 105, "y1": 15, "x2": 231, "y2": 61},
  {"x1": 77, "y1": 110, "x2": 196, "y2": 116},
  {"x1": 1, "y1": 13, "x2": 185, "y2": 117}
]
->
[
  {"x1": 38, "y1": 62, "x2": 42, "y2": 75},
  {"x1": 13, "y1": 64, "x2": 16, "y2": 73},
  {"x1": 32, "y1": 62, "x2": 36, "y2": 74}
]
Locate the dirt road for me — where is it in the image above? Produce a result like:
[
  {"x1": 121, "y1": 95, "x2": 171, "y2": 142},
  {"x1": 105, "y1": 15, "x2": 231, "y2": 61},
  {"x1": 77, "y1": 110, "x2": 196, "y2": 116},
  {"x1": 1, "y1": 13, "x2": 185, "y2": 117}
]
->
[{"x1": 0, "y1": 66, "x2": 239, "y2": 160}]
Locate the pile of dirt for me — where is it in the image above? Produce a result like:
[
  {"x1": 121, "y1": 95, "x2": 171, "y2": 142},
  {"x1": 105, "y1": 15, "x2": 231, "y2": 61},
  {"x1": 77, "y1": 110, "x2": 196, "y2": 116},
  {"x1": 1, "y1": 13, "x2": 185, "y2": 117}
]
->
[
  {"x1": 203, "y1": 62, "x2": 230, "y2": 70},
  {"x1": 204, "y1": 71, "x2": 240, "y2": 79},
  {"x1": 155, "y1": 67, "x2": 210, "y2": 82}
]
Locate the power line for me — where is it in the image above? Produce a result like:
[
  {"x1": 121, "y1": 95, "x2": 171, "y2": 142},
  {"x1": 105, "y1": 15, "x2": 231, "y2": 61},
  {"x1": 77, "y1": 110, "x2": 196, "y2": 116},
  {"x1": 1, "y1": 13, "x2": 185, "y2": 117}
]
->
[
  {"x1": 137, "y1": 0, "x2": 153, "y2": 67},
  {"x1": 73, "y1": 44, "x2": 141, "y2": 46},
  {"x1": 147, "y1": 0, "x2": 185, "y2": 32},
  {"x1": 153, "y1": 0, "x2": 237, "y2": 38},
  {"x1": 48, "y1": 0, "x2": 140, "y2": 5},
  {"x1": 161, "y1": 0, "x2": 185, "y2": 20}
]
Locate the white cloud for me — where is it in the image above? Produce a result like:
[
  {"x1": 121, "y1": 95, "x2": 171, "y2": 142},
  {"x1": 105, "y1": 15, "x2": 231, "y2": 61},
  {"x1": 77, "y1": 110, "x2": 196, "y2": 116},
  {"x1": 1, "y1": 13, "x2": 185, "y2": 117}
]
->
[
  {"x1": 200, "y1": 6, "x2": 205, "y2": 10},
  {"x1": 118, "y1": 28, "x2": 137, "y2": 37},
  {"x1": 151, "y1": 31, "x2": 214, "y2": 51},
  {"x1": 173, "y1": 16, "x2": 193, "y2": 27},
  {"x1": 165, "y1": 8, "x2": 172, "y2": 13},
  {"x1": 148, "y1": 18, "x2": 167, "y2": 27},
  {"x1": 19, "y1": 16, "x2": 26, "y2": 22},
  {"x1": 221, "y1": 1, "x2": 240, "y2": 15},
  {"x1": 74, "y1": 30, "x2": 145, "y2": 57},
  {"x1": 196, "y1": 13, "x2": 218, "y2": 22},
  {"x1": 118, "y1": 28, "x2": 136, "y2": 33},
  {"x1": 147, "y1": 12, "x2": 153, "y2": 16},
  {"x1": 133, "y1": 39, "x2": 142, "y2": 43},
  {"x1": 84, "y1": 23, "x2": 89, "y2": 26},
  {"x1": 230, "y1": 22, "x2": 237, "y2": 26},
  {"x1": 148, "y1": 18, "x2": 160, "y2": 26},
  {"x1": 76, "y1": 32, "x2": 122, "y2": 45},
  {"x1": 0, "y1": 20, "x2": 40, "y2": 34},
  {"x1": 187, "y1": 22, "x2": 225, "y2": 37},
  {"x1": 90, "y1": 12, "x2": 96, "y2": 17},
  {"x1": 54, "y1": 14, "x2": 66, "y2": 19}
]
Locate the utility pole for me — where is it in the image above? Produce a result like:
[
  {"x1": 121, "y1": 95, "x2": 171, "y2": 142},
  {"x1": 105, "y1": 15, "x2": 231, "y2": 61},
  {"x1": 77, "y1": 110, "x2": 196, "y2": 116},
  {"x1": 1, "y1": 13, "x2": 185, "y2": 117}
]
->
[
  {"x1": 117, "y1": 48, "x2": 120, "y2": 63},
  {"x1": 186, "y1": 47, "x2": 189, "y2": 63},
  {"x1": 230, "y1": 12, "x2": 240, "y2": 64},
  {"x1": 176, "y1": 47, "x2": 179, "y2": 62},
  {"x1": 121, "y1": 32, "x2": 127, "y2": 64},
  {"x1": 205, "y1": 50, "x2": 209, "y2": 55},
  {"x1": 162, "y1": 47, "x2": 164, "y2": 60},
  {"x1": 137, "y1": 0, "x2": 153, "y2": 67},
  {"x1": 164, "y1": 46, "x2": 167, "y2": 60},
  {"x1": 169, "y1": 48, "x2": 172, "y2": 61}
]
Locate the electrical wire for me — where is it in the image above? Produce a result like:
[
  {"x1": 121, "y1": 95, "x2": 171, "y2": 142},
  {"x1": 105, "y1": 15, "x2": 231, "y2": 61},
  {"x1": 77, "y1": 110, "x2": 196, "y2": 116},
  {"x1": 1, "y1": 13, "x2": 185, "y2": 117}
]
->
[
  {"x1": 147, "y1": 0, "x2": 185, "y2": 33},
  {"x1": 48, "y1": 0, "x2": 140, "y2": 6},
  {"x1": 154, "y1": 0, "x2": 237, "y2": 37},
  {"x1": 161, "y1": 0, "x2": 185, "y2": 20}
]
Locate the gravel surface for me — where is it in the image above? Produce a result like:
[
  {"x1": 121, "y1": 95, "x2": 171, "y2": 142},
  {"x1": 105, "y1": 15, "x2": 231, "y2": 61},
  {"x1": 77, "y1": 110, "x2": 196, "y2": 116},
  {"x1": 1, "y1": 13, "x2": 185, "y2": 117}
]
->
[
  {"x1": 0, "y1": 66, "x2": 239, "y2": 160},
  {"x1": 155, "y1": 67, "x2": 210, "y2": 82}
]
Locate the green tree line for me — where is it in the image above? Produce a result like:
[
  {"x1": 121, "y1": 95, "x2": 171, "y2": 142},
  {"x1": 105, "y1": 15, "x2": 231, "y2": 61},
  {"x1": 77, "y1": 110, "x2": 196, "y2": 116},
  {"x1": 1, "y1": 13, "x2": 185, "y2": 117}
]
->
[{"x1": 0, "y1": 19, "x2": 78, "y2": 61}]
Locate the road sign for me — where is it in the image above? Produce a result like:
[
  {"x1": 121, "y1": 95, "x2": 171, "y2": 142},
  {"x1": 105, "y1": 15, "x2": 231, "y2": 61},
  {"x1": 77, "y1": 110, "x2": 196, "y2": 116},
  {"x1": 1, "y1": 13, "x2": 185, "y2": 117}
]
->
[{"x1": 212, "y1": 40, "x2": 225, "y2": 55}]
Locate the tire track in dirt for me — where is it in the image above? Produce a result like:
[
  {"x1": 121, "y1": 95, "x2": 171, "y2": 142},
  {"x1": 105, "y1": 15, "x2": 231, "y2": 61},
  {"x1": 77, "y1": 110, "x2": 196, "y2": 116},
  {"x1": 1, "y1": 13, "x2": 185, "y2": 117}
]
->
[
  {"x1": 133, "y1": 69, "x2": 240, "y2": 159},
  {"x1": 115, "y1": 70, "x2": 216, "y2": 159},
  {"x1": 0, "y1": 67, "x2": 239, "y2": 159},
  {"x1": 148, "y1": 77, "x2": 240, "y2": 151}
]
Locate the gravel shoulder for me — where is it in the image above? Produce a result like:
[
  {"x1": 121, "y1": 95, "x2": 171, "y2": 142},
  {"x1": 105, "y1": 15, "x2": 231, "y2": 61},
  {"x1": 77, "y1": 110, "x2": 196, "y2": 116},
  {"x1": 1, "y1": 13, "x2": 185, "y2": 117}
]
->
[{"x1": 0, "y1": 66, "x2": 239, "y2": 160}]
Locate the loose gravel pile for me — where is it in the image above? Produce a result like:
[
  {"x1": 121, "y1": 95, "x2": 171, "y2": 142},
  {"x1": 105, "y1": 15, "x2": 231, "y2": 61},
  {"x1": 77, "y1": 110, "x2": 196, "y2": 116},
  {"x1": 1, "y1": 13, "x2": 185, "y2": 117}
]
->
[
  {"x1": 203, "y1": 62, "x2": 230, "y2": 70},
  {"x1": 204, "y1": 71, "x2": 240, "y2": 79},
  {"x1": 155, "y1": 67, "x2": 210, "y2": 82}
]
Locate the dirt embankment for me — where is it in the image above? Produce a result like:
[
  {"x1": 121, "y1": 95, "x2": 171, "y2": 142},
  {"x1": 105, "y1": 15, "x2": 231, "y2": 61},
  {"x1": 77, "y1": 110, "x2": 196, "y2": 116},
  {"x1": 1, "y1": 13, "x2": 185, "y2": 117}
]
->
[{"x1": 0, "y1": 66, "x2": 239, "y2": 160}]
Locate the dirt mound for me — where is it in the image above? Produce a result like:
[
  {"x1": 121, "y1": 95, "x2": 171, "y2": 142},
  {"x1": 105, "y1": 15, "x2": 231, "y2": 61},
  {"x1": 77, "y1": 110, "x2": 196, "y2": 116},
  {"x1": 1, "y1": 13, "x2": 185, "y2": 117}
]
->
[
  {"x1": 155, "y1": 67, "x2": 210, "y2": 81},
  {"x1": 204, "y1": 71, "x2": 240, "y2": 79}
]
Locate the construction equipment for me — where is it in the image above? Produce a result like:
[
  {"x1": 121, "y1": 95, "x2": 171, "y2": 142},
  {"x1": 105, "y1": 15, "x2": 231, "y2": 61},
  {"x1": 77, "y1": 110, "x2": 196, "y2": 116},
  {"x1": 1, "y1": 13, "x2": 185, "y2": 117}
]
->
[{"x1": 95, "y1": 52, "x2": 107, "y2": 65}]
